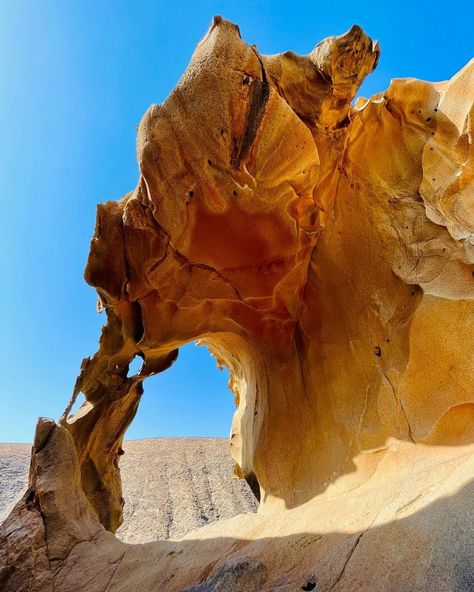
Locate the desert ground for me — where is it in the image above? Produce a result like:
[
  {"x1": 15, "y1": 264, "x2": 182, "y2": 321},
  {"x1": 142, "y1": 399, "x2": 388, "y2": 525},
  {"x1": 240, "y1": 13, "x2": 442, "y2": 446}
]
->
[{"x1": 0, "y1": 438, "x2": 257, "y2": 543}]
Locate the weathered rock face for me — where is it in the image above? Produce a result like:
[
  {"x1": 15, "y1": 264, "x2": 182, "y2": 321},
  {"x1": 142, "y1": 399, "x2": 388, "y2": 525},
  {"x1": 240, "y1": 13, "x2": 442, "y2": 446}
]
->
[{"x1": 1, "y1": 17, "x2": 474, "y2": 592}]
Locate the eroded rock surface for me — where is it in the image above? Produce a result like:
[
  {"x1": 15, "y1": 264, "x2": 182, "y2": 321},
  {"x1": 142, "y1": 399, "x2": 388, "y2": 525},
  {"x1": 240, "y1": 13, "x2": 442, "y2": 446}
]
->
[{"x1": 1, "y1": 17, "x2": 473, "y2": 591}]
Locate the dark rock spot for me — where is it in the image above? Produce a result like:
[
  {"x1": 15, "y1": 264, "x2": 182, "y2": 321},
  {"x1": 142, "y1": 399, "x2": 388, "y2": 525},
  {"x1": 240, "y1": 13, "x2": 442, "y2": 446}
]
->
[
  {"x1": 184, "y1": 559, "x2": 268, "y2": 592},
  {"x1": 455, "y1": 556, "x2": 474, "y2": 591},
  {"x1": 335, "y1": 115, "x2": 351, "y2": 129}
]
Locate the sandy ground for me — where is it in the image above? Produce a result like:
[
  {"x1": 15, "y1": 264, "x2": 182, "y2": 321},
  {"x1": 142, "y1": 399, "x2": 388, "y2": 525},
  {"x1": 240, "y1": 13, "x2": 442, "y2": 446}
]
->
[
  {"x1": 0, "y1": 439, "x2": 257, "y2": 543},
  {"x1": 0, "y1": 443, "x2": 31, "y2": 526}
]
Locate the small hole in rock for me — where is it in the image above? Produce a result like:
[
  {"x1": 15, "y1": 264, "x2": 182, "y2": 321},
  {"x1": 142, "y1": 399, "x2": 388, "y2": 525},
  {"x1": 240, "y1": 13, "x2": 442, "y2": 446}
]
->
[
  {"x1": 67, "y1": 391, "x2": 86, "y2": 419},
  {"x1": 301, "y1": 580, "x2": 317, "y2": 591},
  {"x1": 375, "y1": 346, "x2": 382, "y2": 357},
  {"x1": 128, "y1": 355, "x2": 143, "y2": 377}
]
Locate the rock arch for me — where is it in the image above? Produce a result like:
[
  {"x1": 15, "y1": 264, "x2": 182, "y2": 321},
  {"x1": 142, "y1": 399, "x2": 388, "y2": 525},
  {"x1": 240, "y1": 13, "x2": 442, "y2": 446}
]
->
[{"x1": 1, "y1": 18, "x2": 474, "y2": 591}]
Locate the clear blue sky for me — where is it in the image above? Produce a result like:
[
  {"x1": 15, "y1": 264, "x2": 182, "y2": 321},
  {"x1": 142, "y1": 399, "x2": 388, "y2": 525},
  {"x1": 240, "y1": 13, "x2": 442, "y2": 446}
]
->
[{"x1": 0, "y1": 1, "x2": 472, "y2": 442}]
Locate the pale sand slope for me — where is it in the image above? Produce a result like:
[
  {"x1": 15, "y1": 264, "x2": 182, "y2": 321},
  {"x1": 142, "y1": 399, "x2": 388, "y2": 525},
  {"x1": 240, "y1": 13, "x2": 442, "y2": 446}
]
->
[{"x1": 0, "y1": 438, "x2": 257, "y2": 543}]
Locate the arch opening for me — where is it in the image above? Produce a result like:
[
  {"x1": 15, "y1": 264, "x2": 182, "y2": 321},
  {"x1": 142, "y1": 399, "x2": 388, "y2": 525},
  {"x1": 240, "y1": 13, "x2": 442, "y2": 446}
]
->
[{"x1": 115, "y1": 340, "x2": 259, "y2": 542}]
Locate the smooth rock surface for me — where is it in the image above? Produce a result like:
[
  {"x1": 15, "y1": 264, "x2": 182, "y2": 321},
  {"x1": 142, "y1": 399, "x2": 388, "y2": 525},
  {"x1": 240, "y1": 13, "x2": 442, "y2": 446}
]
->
[{"x1": 1, "y1": 16, "x2": 473, "y2": 592}]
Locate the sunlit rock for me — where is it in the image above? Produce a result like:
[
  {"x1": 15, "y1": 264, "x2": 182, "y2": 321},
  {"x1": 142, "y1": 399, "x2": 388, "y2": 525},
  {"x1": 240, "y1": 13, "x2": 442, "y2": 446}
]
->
[{"x1": 1, "y1": 17, "x2": 473, "y2": 591}]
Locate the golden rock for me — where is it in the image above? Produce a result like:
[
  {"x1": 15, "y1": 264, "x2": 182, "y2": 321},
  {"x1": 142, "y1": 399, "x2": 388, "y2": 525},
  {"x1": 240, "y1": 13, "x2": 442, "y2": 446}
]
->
[{"x1": 1, "y1": 18, "x2": 473, "y2": 591}]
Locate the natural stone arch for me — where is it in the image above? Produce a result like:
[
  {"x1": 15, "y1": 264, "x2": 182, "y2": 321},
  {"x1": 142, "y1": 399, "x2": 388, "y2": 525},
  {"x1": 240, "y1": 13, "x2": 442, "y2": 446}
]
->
[{"x1": 1, "y1": 17, "x2": 474, "y2": 592}]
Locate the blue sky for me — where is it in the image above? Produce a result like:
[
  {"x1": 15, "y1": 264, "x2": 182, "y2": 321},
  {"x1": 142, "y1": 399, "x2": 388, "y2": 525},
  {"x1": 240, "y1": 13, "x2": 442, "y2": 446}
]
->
[{"x1": 0, "y1": 1, "x2": 472, "y2": 442}]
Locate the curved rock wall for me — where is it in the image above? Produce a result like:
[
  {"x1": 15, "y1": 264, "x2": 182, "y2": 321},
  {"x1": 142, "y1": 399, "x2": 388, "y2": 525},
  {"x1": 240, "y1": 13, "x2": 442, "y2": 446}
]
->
[{"x1": 1, "y1": 17, "x2": 473, "y2": 592}]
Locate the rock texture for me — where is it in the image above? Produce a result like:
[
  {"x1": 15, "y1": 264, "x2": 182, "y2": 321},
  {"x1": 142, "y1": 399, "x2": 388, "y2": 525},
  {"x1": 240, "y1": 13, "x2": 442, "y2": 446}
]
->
[
  {"x1": 0, "y1": 440, "x2": 257, "y2": 542},
  {"x1": 1, "y1": 17, "x2": 474, "y2": 591}
]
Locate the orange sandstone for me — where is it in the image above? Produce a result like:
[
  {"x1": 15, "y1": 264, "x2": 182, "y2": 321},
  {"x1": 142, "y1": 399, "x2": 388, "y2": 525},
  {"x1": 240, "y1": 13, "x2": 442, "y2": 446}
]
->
[{"x1": 1, "y1": 18, "x2": 473, "y2": 591}]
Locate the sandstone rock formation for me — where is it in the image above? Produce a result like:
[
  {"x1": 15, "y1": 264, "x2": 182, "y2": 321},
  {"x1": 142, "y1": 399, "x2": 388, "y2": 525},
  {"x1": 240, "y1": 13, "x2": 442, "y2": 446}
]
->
[{"x1": 1, "y1": 17, "x2": 474, "y2": 591}]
